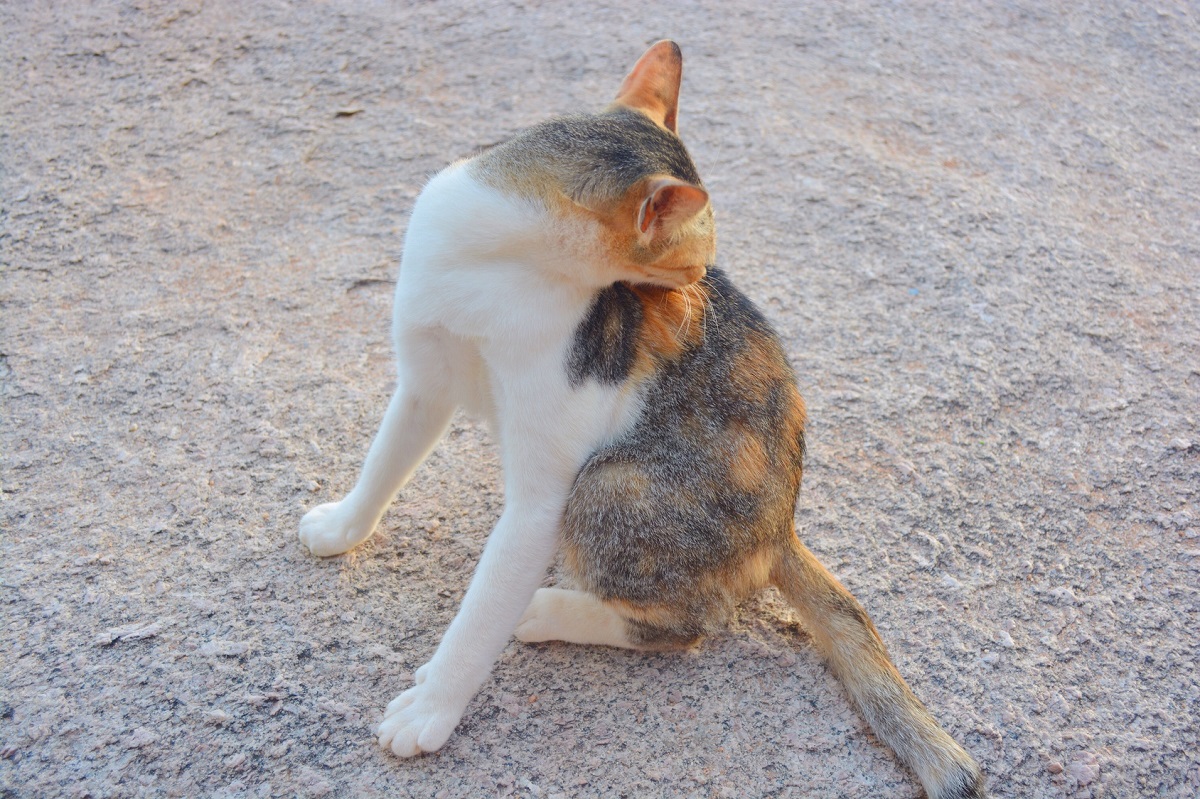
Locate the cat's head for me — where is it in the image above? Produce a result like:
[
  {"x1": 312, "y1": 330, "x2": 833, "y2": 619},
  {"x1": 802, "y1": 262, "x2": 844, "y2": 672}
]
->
[
  {"x1": 472, "y1": 41, "x2": 715, "y2": 290},
  {"x1": 595, "y1": 40, "x2": 714, "y2": 289}
]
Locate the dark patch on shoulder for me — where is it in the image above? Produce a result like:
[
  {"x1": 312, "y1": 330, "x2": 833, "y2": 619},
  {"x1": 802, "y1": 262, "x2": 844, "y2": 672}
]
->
[{"x1": 567, "y1": 283, "x2": 644, "y2": 387}]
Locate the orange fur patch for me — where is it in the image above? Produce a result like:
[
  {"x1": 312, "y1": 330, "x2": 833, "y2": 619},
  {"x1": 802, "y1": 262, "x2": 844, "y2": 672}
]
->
[
  {"x1": 589, "y1": 173, "x2": 714, "y2": 281},
  {"x1": 589, "y1": 461, "x2": 651, "y2": 503},
  {"x1": 783, "y1": 384, "x2": 808, "y2": 461},
  {"x1": 628, "y1": 281, "x2": 709, "y2": 367},
  {"x1": 724, "y1": 421, "x2": 769, "y2": 493},
  {"x1": 728, "y1": 330, "x2": 790, "y2": 403},
  {"x1": 712, "y1": 546, "x2": 778, "y2": 598}
]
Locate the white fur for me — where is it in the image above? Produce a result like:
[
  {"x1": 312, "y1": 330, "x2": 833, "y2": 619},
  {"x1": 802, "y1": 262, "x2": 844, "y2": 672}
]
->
[
  {"x1": 299, "y1": 162, "x2": 645, "y2": 757},
  {"x1": 515, "y1": 587, "x2": 635, "y2": 648}
]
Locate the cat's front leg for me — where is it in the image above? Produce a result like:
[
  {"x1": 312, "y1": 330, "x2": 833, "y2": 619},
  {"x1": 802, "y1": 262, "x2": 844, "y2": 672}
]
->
[
  {"x1": 376, "y1": 495, "x2": 563, "y2": 756},
  {"x1": 300, "y1": 332, "x2": 458, "y2": 556},
  {"x1": 299, "y1": 385, "x2": 453, "y2": 555},
  {"x1": 377, "y1": 355, "x2": 592, "y2": 756}
]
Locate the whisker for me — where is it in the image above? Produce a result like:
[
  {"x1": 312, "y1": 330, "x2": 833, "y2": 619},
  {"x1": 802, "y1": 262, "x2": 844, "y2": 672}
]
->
[
  {"x1": 695, "y1": 280, "x2": 714, "y2": 342},
  {"x1": 676, "y1": 286, "x2": 693, "y2": 340}
]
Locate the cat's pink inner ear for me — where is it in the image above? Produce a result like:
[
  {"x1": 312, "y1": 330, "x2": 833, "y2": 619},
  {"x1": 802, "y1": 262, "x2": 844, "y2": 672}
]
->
[
  {"x1": 613, "y1": 40, "x2": 683, "y2": 133},
  {"x1": 638, "y1": 178, "x2": 709, "y2": 237}
]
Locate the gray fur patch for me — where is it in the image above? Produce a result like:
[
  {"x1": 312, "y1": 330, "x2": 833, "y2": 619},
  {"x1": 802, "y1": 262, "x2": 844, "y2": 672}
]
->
[
  {"x1": 567, "y1": 282, "x2": 644, "y2": 387},
  {"x1": 562, "y1": 268, "x2": 805, "y2": 640}
]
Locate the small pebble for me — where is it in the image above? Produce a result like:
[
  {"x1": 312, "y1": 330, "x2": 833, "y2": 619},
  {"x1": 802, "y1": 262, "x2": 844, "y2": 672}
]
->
[
  {"x1": 122, "y1": 728, "x2": 158, "y2": 749},
  {"x1": 1067, "y1": 757, "x2": 1099, "y2": 786},
  {"x1": 205, "y1": 709, "x2": 231, "y2": 725},
  {"x1": 201, "y1": 640, "x2": 250, "y2": 657}
]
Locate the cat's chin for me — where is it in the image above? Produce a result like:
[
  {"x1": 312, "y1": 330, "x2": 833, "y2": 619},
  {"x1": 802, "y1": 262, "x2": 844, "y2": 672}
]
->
[{"x1": 633, "y1": 264, "x2": 706, "y2": 289}]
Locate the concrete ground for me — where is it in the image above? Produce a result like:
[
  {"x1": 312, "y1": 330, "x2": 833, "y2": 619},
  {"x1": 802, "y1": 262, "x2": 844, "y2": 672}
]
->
[{"x1": 2, "y1": 1, "x2": 1197, "y2": 797}]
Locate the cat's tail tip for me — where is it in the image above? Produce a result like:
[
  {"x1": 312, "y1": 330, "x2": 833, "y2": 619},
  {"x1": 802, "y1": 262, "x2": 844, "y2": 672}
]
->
[{"x1": 934, "y1": 759, "x2": 988, "y2": 799}]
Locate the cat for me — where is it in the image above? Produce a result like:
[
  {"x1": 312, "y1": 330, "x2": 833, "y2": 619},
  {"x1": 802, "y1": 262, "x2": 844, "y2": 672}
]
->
[{"x1": 299, "y1": 41, "x2": 986, "y2": 799}]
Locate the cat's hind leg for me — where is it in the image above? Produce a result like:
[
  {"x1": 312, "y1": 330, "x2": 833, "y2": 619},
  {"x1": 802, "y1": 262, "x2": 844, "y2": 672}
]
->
[
  {"x1": 515, "y1": 588, "x2": 702, "y2": 650},
  {"x1": 514, "y1": 588, "x2": 634, "y2": 647}
]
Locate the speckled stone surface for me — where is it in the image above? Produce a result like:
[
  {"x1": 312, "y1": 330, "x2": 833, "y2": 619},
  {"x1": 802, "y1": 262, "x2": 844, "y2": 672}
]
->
[{"x1": 2, "y1": 2, "x2": 1197, "y2": 797}]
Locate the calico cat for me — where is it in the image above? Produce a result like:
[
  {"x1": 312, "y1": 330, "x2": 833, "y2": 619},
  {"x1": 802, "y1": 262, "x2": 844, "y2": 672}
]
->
[{"x1": 299, "y1": 41, "x2": 986, "y2": 799}]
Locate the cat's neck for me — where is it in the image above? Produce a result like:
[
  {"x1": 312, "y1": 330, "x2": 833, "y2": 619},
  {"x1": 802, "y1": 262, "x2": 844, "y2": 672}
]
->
[{"x1": 394, "y1": 162, "x2": 602, "y2": 347}]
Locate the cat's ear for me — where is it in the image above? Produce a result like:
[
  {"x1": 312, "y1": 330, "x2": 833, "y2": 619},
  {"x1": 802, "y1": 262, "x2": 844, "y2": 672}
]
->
[
  {"x1": 612, "y1": 40, "x2": 683, "y2": 133},
  {"x1": 636, "y1": 177, "x2": 709, "y2": 244}
]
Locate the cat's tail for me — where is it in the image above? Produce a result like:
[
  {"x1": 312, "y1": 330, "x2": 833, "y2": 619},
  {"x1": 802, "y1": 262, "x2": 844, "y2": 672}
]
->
[{"x1": 770, "y1": 534, "x2": 986, "y2": 799}]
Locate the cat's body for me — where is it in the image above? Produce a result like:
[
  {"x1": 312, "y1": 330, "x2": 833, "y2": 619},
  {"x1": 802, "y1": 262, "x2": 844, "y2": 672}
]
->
[{"x1": 299, "y1": 42, "x2": 985, "y2": 799}]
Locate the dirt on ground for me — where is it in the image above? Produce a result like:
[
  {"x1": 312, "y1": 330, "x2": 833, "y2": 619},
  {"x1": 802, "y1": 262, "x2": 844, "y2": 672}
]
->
[{"x1": 2, "y1": 2, "x2": 1198, "y2": 798}]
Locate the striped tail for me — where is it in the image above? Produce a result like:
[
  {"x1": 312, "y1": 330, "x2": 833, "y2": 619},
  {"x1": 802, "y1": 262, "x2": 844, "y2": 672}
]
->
[{"x1": 771, "y1": 534, "x2": 986, "y2": 799}]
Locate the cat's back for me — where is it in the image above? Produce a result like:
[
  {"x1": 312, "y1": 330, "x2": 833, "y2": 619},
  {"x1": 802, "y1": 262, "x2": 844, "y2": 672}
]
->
[
  {"x1": 569, "y1": 267, "x2": 804, "y2": 453},
  {"x1": 563, "y1": 269, "x2": 807, "y2": 600}
]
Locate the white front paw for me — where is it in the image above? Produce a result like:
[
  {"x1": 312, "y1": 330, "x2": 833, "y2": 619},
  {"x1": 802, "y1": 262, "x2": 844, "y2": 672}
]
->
[
  {"x1": 377, "y1": 676, "x2": 465, "y2": 758},
  {"x1": 298, "y1": 501, "x2": 374, "y2": 557}
]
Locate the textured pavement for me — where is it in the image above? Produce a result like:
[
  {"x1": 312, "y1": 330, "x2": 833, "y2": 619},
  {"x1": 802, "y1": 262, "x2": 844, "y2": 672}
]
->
[{"x1": 2, "y1": 2, "x2": 1198, "y2": 797}]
